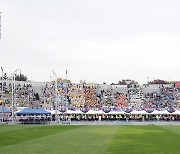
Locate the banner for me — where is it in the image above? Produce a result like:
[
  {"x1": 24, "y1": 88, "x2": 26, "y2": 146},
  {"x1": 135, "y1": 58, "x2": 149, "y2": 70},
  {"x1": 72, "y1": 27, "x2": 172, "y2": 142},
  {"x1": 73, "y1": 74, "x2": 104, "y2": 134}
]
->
[{"x1": 175, "y1": 81, "x2": 180, "y2": 87}]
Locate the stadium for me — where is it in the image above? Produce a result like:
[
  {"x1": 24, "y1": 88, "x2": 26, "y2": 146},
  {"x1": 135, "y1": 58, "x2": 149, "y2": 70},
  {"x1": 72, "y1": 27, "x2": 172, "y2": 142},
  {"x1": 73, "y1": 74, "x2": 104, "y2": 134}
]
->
[
  {"x1": 1, "y1": 0, "x2": 180, "y2": 153},
  {"x1": 0, "y1": 77, "x2": 180, "y2": 153},
  {"x1": 1, "y1": 78, "x2": 180, "y2": 122}
]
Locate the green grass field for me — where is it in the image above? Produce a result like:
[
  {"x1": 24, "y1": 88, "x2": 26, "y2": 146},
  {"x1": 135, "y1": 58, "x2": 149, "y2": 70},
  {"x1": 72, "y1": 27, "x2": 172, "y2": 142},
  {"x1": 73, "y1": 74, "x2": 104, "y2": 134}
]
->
[{"x1": 0, "y1": 125, "x2": 179, "y2": 154}]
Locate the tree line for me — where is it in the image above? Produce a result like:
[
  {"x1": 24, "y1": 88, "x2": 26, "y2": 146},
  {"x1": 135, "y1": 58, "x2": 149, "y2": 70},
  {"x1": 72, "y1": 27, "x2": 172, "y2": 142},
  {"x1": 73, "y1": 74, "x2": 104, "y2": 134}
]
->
[{"x1": 0, "y1": 72, "x2": 28, "y2": 81}]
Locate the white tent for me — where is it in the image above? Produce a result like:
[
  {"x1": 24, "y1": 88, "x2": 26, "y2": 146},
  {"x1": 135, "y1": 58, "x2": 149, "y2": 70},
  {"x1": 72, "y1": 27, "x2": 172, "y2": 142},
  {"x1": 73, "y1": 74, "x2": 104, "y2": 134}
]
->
[
  {"x1": 15, "y1": 110, "x2": 22, "y2": 114},
  {"x1": 65, "y1": 110, "x2": 84, "y2": 114},
  {"x1": 16, "y1": 107, "x2": 28, "y2": 111},
  {"x1": 171, "y1": 110, "x2": 180, "y2": 115},
  {"x1": 86, "y1": 110, "x2": 105, "y2": 114},
  {"x1": 15, "y1": 107, "x2": 28, "y2": 113},
  {"x1": 130, "y1": 110, "x2": 148, "y2": 115},
  {"x1": 47, "y1": 110, "x2": 62, "y2": 115},
  {"x1": 106, "y1": 110, "x2": 126, "y2": 115},
  {"x1": 150, "y1": 110, "x2": 170, "y2": 115}
]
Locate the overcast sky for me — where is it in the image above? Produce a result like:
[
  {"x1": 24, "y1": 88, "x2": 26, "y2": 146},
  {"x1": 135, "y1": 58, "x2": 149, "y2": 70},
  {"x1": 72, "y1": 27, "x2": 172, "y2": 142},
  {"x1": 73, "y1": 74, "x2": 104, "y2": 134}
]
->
[{"x1": 0, "y1": 0, "x2": 180, "y2": 84}]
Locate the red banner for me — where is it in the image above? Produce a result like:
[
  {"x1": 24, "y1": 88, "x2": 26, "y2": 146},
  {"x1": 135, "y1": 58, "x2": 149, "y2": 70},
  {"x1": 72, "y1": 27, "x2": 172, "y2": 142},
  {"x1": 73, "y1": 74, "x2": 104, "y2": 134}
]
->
[{"x1": 175, "y1": 81, "x2": 180, "y2": 87}]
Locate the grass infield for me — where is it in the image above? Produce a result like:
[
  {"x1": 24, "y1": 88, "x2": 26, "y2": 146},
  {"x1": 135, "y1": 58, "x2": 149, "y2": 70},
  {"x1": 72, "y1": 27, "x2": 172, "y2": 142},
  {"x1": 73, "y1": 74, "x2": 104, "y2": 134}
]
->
[{"x1": 0, "y1": 125, "x2": 179, "y2": 154}]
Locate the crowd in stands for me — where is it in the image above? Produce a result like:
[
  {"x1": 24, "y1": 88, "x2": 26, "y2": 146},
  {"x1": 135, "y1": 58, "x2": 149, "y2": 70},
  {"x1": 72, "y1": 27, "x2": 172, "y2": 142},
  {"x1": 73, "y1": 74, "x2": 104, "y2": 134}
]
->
[
  {"x1": 0, "y1": 81, "x2": 43, "y2": 109},
  {"x1": 143, "y1": 85, "x2": 180, "y2": 110},
  {"x1": 0, "y1": 79, "x2": 180, "y2": 111}
]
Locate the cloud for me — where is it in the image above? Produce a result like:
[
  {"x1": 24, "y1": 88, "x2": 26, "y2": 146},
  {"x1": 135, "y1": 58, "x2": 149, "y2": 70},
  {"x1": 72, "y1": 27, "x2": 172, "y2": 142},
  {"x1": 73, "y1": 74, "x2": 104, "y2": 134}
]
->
[{"x1": 0, "y1": 0, "x2": 180, "y2": 84}]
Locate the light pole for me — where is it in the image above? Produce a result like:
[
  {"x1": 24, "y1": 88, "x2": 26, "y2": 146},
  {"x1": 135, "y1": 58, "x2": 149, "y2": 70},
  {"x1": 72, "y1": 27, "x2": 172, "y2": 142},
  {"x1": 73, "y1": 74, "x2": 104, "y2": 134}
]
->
[
  {"x1": 65, "y1": 70, "x2": 68, "y2": 111},
  {"x1": 1, "y1": 67, "x2": 3, "y2": 123},
  {"x1": 11, "y1": 69, "x2": 19, "y2": 123},
  {"x1": 52, "y1": 70, "x2": 58, "y2": 123}
]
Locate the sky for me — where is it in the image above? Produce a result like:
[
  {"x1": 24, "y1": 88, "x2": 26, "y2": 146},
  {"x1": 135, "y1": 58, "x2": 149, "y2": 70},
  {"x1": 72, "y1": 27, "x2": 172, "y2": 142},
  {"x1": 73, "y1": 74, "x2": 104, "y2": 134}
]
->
[{"x1": 0, "y1": 0, "x2": 180, "y2": 84}]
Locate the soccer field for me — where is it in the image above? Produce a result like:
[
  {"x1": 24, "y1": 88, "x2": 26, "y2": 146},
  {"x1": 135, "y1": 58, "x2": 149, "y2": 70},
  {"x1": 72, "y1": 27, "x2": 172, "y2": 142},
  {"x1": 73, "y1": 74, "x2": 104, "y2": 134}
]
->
[{"x1": 0, "y1": 125, "x2": 179, "y2": 154}]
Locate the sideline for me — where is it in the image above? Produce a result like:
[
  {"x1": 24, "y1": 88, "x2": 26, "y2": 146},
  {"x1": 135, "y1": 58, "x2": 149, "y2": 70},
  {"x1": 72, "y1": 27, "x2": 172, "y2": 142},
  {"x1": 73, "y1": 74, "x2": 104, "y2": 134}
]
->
[
  {"x1": 52, "y1": 121, "x2": 180, "y2": 126},
  {"x1": 2, "y1": 121, "x2": 180, "y2": 126}
]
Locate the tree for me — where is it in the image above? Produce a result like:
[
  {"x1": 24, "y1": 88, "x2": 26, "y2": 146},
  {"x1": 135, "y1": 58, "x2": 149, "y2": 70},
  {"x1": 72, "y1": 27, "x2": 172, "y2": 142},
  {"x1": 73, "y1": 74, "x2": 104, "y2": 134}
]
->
[
  {"x1": 2, "y1": 73, "x2": 8, "y2": 80},
  {"x1": 110, "y1": 83, "x2": 116, "y2": 85},
  {"x1": 149, "y1": 79, "x2": 169, "y2": 84},
  {"x1": 118, "y1": 80, "x2": 127, "y2": 85},
  {"x1": 15, "y1": 73, "x2": 28, "y2": 81}
]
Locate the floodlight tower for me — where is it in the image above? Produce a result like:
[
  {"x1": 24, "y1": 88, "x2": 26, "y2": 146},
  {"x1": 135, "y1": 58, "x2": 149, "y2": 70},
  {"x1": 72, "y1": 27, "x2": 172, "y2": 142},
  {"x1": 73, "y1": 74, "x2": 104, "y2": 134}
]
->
[
  {"x1": 52, "y1": 70, "x2": 58, "y2": 123},
  {"x1": 65, "y1": 70, "x2": 68, "y2": 111},
  {"x1": 11, "y1": 69, "x2": 19, "y2": 123}
]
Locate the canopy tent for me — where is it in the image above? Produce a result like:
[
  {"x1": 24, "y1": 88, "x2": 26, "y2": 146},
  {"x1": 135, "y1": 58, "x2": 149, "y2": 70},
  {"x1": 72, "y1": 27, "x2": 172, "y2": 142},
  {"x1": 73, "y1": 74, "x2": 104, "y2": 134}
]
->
[
  {"x1": 33, "y1": 108, "x2": 51, "y2": 114},
  {"x1": 65, "y1": 110, "x2": 84, "y2": 114},
  {"x1": 106, "y1": 110, "x2": 126, "y2": 115},
  {"x1": 171, "y1": 110, "x2": 180, "y2": 115},
  {"x1": 150, "y1": 110, "x2": 170, "y2": 115},
  {"x1": 47, "y1": 110, "x2": 62, "y2": 115},
  {"x1": 16, "y1": 108, "x2": 34, "y2": 115},
  {"x1": 86, "y1": 110, "x2": 105, "y2": 115},
  {"x1": 16, "y1": 108, "x2": 51, "y2": 115},
  {"x1": 0, "y1": 108, "x2": 11, "y2": 113},
  {"x1": 130, "y1": 110, "x2": 148, "y2": 115}
]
